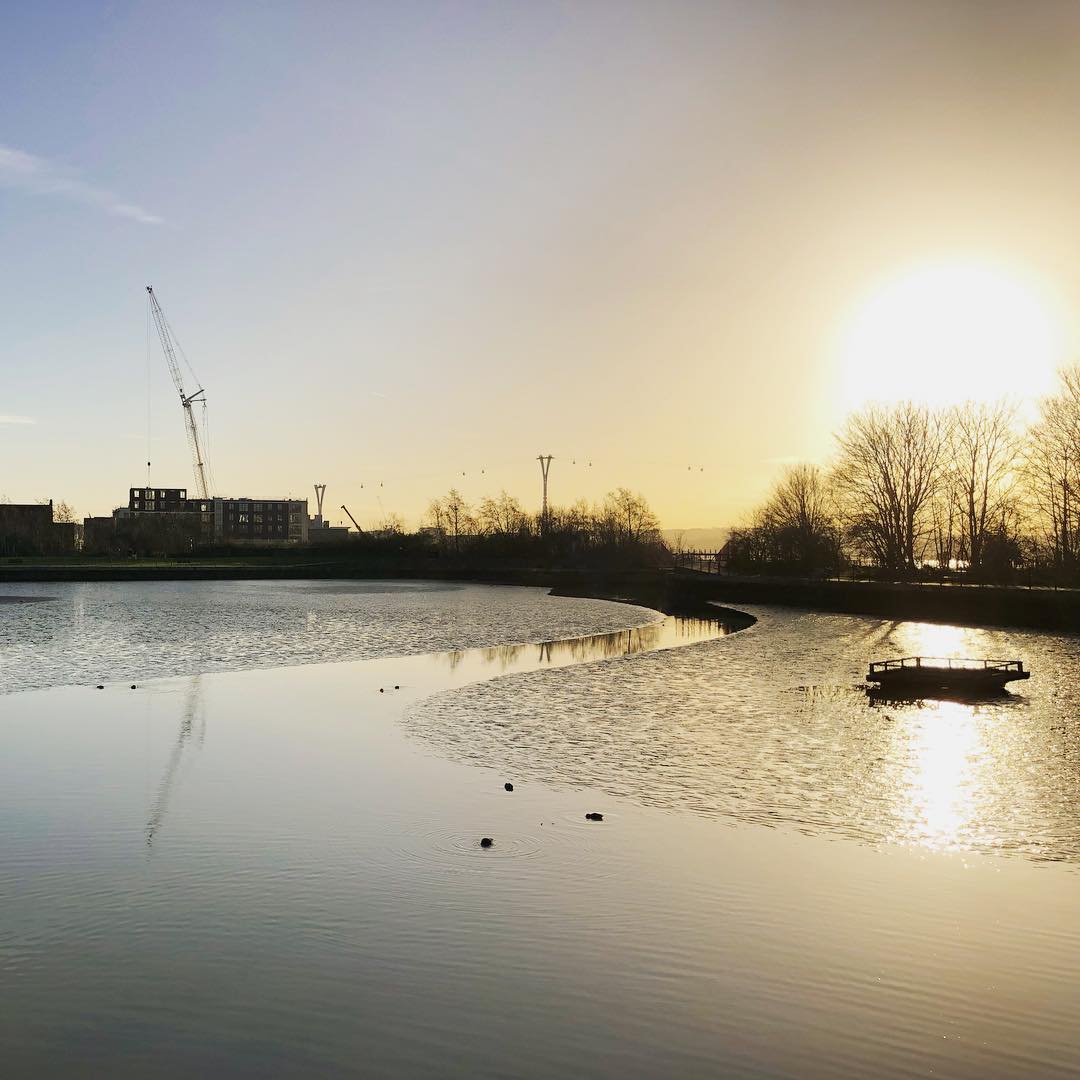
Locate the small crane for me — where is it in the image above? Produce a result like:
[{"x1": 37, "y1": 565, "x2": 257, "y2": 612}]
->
[
  {"x1": 146, "y1": 286, "x2": 211, "y2": 500},
  {"x1": 341, "y1": 504, "x2": 364, "y2": 534}
]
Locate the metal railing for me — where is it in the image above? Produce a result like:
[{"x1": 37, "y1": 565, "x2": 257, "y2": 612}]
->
[
  {"x1": 672, "y1": 551, "x2": 723, "y2": 574},
  {"x1": 868, "y1": 657, "x2": 1025, "y2": 674}
]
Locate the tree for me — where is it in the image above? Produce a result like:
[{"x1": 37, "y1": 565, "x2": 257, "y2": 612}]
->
[
  {"x1": 53, "y1": 500, "x2": 78, "y2": 524},
  {"x1": 1025, "y1": 366, "x2": 1080, "y2": 569},
  {"x1": 477, "y1": 491, "x2": 527, "y2": 536},
  {"x1": 424, "y1": 497, "x2": 448, "y2": 536},
  {"x1": 377, "y1": 512, "x2": 406, "y2": 535},
  {"x1": 929, "y1": 467, "x2": 962, "y2": 571},
  {"x1": 423, "y1": 491, "x2": 474, "y2": 549},
  {"x1": 601, "y1": 488, "x2": 660, "y2": 544},
  {"x1": 754, "y1": 463, "x2": 838, "y2": 568},
  {"x1": 832, "y1": 402, "x2": 951, "y2": 572},
  {"x1": 949, "y1": 401, "x2": 1021, "y2": 570}
]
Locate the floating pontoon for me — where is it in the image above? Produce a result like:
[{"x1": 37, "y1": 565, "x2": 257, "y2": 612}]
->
[{"x1": 867, "y1": 657, "x2": 1029, "y2": 694}]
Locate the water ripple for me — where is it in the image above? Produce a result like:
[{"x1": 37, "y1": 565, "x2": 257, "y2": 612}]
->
[
  {"x1": 0, "y1": 580, "x2": 659, "y2": 694},
  {"x1": 405, "y1": 605, "x2": 1080, "y2": 864}
]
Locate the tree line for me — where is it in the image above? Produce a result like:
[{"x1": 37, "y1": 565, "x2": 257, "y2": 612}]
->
[
  {"x1": 419, "y1": 486, "x2": 665, "y2": 566},
  {"x1": 726, "y1": 365, "x2": 1080, "y2": 583}
]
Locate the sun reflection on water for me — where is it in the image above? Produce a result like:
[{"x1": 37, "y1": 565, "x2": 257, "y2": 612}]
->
[
  {"x1": 879, "y1": 621, "x2": 1006, "y2": 853},
  {"x1": 893, "y1": 620, "x2": 975, "y2": 660},
  {"x1": 890, "y1": 701, "x2": 984, "y2": 853}
]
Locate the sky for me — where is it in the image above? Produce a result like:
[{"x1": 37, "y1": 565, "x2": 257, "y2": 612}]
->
[{"x1": 3, "y1": 0, "x2": 1080, "y2": 529}]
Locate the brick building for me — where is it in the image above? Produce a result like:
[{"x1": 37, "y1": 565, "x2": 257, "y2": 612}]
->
[{"x1": 126, "y1": 487, "x2": 308, "y2": 545}]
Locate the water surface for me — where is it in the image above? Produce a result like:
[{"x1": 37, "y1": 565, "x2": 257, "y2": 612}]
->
[
  {"x1": 0, "y1": 580, "x2": 658, "y2": 694},
  {"x1": 409, "y1": 604, "x2": 1080, "y2": 862},
  {"x1": 2, "y1": 584, "x2": 1080, "y2": 1077}
]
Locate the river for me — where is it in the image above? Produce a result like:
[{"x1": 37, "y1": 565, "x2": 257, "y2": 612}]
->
[{"x1": 1, "y1": 580, "x2": 1078, "y2": 1077}]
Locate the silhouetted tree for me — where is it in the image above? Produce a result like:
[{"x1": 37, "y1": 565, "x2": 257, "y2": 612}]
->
[
  {"x1": 1025, "y1": 366, "x2": 1080, "y2": 569},
  {"x1": 756, "y1": 463, "x2": 839, "y2": 568},
  {"x1": 832, "y1": 403, "x2": 951, "y2": 572},
  {"x1": 377, "y1": 512, "x2": 406, "y2": 535},
  {"x1": 477, "y1": 491, "x2": 527, "y2": 536},
  {"x1": 423, "y1": 489, "x2": 475, "y2": 552},
  {"x1": 949, "y1": 401, "x2": 1021, "y2": 570},
  {"x1": 601, "y1": 488, "x2": 660, "y2": 544}
]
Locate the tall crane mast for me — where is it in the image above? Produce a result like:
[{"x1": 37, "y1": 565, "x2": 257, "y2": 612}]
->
[
  {"x1": 340, "y1": 504, "x2": 365, "y2": 533},
  {"x1": 146, "y1": 286, "x2": 211, "y2": 500}
]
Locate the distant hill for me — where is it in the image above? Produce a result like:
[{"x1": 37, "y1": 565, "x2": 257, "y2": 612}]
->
[{"x1": 661, "y1": 527, "x2": 730, "y2": 551}]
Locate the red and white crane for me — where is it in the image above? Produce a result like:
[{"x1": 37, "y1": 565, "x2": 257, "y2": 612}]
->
[{"x1": 146, "y1": 285, "x2": 212, "y2": 500}]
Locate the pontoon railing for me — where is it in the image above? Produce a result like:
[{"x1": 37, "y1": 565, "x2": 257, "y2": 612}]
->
[{"x1": 868, "y1": 657, "x2": 1025, "y2": 674}]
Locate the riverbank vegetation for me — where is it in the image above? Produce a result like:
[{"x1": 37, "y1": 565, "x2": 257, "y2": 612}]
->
[
  {"x1": 419, "y1": 486, "x2": 666, "y2": 568},
  {"x1": 1, "y1": 486, "x2": 668, "y2": 571},
  {"x1": 725, "y1": 365, "x2": 1080, "y2": 585}
]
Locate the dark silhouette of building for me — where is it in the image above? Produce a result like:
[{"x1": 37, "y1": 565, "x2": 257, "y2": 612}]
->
[
  {"x1": 82, "y1": 515, "x2": 120, "y2": 555},
  {"x1": 214, "y1": 497, "x2": 308, "y2": 544},
  {"x1": 0, "y1": 501, "x2": 78, "y2": 555},
  {"x1": 124, "y1": 487, "x2": 308, "y2": 545}
]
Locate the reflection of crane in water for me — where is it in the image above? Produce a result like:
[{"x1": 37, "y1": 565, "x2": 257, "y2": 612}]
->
[{"x1": 145, "y1": 676, "x2": 206, "y2": 846}]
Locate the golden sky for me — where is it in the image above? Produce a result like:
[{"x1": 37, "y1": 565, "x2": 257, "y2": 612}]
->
[{"x1": 3, "y1": 1, "x2": 1079, "y2": 527}]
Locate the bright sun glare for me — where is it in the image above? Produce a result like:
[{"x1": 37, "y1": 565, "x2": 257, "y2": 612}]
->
[{"x1": 839, "y1": 261, "x2": 1066, "y2": 411}]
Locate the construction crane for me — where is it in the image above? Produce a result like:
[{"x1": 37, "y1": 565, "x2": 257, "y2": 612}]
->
[
  {"x1": 146, "y1": 286, "x2": 211, "y2": 500},
  {"x1": 341, "y1": 504, "x2": 364, "y2": 533}
]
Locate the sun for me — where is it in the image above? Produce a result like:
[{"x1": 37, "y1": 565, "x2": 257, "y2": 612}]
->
[{"x1": 837, "y1": 260, "x2": 1066, "y2": 411}]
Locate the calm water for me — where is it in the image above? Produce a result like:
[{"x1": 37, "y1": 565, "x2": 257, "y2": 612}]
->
[{"x1": 2, "y1": 582, "x2": 1080, "y2": 1077}]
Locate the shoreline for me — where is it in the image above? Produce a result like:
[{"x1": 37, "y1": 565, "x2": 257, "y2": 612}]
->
[
  {"x1": 1, "y1": 557, "x2": 1075, "y2": 631},
  {"x1": 0, "y1": 577, "x2": 753, "y2": 699}
]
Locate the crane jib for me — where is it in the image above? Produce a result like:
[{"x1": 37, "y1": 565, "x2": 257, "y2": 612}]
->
[{"x1": 146, "y1": 285, "x2": 212, "y2": 500}]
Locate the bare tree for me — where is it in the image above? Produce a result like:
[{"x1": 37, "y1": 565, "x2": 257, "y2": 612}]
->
[
  {"x1": 53, "y1": 500, "x2": 78, "y2": 524},
  {"x1": 377, "y1": 512, "x2": 406, "y2": 535},
  {"x1": 430, "y1": 488, "x2": 474, "y2": 551},
  {"x1": 757, "y1": 464, "x2": 836, "y2": 563},
  {"x1": 477, "y1": 491, "x2": 527, "y2": 536},
  {"x1": 724, "y1": 463, "x2": 839, "y2": 571},
  {"x1": 601, "y1": 488, "x2": 660, "y2": 544},
  {"x1": 562, "y1": 498, "x2": 595, "y2": 538},
  {"x1": 949, "y1": 401, "x2": 1021, "y2": 569},
  {"x1": 832, "y1": 402, "x2": 951, "y2": 572},
  {"x1": 424, "y1": 497, "x2": 448, "y2": 536},
  {"x1": 929, "y1": 465, "x2": 962, "y2": 570},
  {"x1": 1025, "y1": 366, "x2": 1080, "y2": 568}
]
